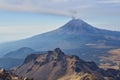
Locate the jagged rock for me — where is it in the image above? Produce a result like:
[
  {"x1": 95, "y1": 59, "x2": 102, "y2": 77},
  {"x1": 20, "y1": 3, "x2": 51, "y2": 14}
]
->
[
  {"x1": 12, "y1": 48, "x2": 120, "y2": 80},
  {"x1": 0, "y1": 68, "x2": 33, "y2": 80}
]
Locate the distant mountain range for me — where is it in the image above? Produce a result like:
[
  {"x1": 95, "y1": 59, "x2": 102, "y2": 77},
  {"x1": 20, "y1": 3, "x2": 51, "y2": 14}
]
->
[
  {"x1": 0, "y1": 47, "x2": 34, "y2": 69},
  {"x1": 4, "y1": 47, "x2": 35, "y2": 59},
  {"x1": 0, "y1": 19, "x2": 120, "y2": 68},
  {"x1": 0, "y1": 47, "x2": 45, "y2": 69},
  {"x1": 13, "y1": 48, "x2": 120, "y2": 80}
]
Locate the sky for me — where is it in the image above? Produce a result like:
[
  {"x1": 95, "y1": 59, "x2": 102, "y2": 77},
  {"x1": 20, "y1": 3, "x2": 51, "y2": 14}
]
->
[{"x1": 0, "y1": 0, "x2": 120, "y2": 43}]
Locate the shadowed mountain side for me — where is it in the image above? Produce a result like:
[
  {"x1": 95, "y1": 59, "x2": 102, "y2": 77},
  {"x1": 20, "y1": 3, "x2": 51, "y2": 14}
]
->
[
  {"x1": 4, "y1": 47, "x2": 35, "y2": 59},
  {"x1": 0, "y1": 58, "x2": 23, "y2": 69},
  {"x1": 0, "y1": 47, "x2": 46, "y2": 69}
]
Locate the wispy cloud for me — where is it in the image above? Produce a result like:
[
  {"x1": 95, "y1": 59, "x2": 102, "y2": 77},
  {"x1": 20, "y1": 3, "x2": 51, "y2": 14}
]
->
[
  {"x1": 0, "y1": 0, "x2": 120, "y2": 43},
  {"x1": 0, "y1": 0, "x2": 97, "y2": 17},
  {"x1": 0, "y1": 0, "x2": 119, "y2": 23},
  {"x1": 98, "y1": 0, "x2": 120, "y2": 4}
]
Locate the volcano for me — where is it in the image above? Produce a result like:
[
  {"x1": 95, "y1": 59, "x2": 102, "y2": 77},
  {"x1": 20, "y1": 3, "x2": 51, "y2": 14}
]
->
[{"x1": 1, "y1": 19, "x2": 120, "y2": 68}]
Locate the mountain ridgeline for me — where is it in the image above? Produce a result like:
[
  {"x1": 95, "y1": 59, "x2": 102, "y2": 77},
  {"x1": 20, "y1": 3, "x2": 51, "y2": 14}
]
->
[
  {"x1": 1, "y1": 19, "x2": 120, "y2": 68},
  {"x1": 0, "y1": 47, "x2": 45, "y2": 69},
  {"x1": 13, "y1": 48, "x2": 120, "y2": 80},
  {"x1": 4, "y1": 47, "x2": 35, "y2": 59}
]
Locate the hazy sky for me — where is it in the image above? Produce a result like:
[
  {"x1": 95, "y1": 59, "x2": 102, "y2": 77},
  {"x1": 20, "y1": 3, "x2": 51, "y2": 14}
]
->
[{"x1": 0, "y1": 0, "x2": 120, "y2": 43}]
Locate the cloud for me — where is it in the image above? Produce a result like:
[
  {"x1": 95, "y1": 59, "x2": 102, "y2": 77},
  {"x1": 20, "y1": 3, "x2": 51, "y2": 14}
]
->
[
  {"x1": 0, "y1": 0, "x2": 70, "y2": 16},
  {"x1": 0, "y1": 0, "x2": 120, "y2": 43},
  {"x1": 0, "y1": 0, "x2": 119, "y2": 17},
  {"x1": 51, "y1": 0, "x2": 69, "y2": 2},
  {"x1": 98, "y1": 0, "x2": 120, "y2": 4},
  {"x1": 0, "y1": 0, "x2": 119, "y2": 23},
  {"x1": 0, "y1": 0, "x2": 119, "y2": 22},
  {"x1": 0, "y1": 0, "x2": 97, "y2": 17}
]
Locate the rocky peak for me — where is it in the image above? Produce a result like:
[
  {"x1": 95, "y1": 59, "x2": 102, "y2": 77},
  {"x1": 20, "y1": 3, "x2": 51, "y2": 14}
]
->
[
  {"x1": 54, "y1": 48, "x2": 62, "y2": 53},
  {"x1": 20, "y1": 48, "x2": 99, "y2": 73},
  {"x1": 13, "y1": 48, "x2": 120, "y2": 80},
  {"x1": 23, "y1": 48, "x2": 65, "y2": 64},
  {"x1": 53, "y1": 48, "x2": 65, "y2": 57}
]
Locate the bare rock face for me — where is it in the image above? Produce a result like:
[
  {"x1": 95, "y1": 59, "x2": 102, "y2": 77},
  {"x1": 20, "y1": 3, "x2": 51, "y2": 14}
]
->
[
  {"x1": 0, "y1": 68, "x2": 33, "y2": 80},
  {"x1": 13, "y1": 48, "x2": 120, "y2": 80}
]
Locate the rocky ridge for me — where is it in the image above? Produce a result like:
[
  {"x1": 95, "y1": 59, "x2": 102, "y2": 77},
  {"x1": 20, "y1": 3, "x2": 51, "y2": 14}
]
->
[{"x1": 13, "y1": 48, "x2": 120, "y2": 80}]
